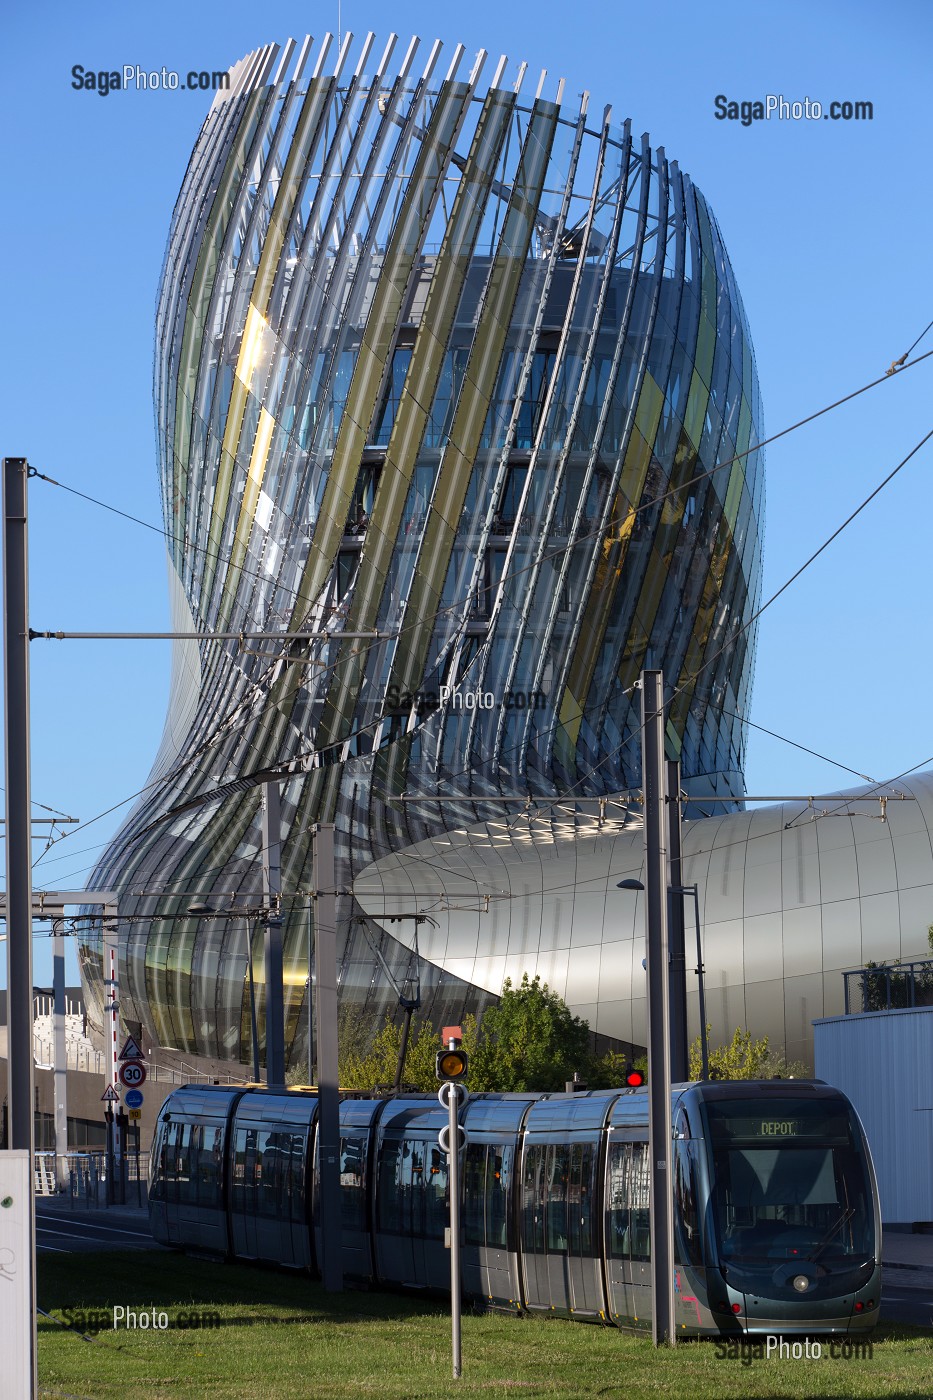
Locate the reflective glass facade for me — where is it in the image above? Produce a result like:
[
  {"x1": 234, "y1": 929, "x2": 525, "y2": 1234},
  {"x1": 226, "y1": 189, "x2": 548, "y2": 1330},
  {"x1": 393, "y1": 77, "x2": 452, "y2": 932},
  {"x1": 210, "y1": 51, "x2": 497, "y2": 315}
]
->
[{"x1": 84, "y1": 35, "x2": 764, "y2": 1065}]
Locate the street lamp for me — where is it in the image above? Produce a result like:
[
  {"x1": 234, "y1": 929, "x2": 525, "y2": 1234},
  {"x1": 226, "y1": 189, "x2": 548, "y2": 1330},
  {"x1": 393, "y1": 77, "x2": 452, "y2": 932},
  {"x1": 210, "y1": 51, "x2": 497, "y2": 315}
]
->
[{"x1": 617, "y1": 878, "x2": 710, "y2": 1081}]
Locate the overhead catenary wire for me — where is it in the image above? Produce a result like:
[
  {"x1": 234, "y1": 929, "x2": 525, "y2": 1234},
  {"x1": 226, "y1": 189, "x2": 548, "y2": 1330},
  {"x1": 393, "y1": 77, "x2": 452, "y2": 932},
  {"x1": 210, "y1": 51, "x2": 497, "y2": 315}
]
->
[
  {"x1": 27, "y1": 346, "x2": 933, "y2": 873},
  {"x1": 29, "y1": 344, "x2": 933, "y2": 624}
]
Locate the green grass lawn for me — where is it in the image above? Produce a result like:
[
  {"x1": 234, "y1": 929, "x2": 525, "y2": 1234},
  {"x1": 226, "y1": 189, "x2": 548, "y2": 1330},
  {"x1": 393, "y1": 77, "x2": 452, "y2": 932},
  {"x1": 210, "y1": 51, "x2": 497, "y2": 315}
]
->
[{"x1": 37, "y1": 1250, "x2": 932, "y2": 1400}]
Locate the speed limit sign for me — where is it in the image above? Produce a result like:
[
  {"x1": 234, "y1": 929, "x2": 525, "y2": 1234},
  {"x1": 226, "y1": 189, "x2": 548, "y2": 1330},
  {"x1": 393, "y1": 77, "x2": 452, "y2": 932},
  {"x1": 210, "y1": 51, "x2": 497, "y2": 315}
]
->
[{"x1": 118, "y1": 1060, "x2": 147, "y2": 1088}]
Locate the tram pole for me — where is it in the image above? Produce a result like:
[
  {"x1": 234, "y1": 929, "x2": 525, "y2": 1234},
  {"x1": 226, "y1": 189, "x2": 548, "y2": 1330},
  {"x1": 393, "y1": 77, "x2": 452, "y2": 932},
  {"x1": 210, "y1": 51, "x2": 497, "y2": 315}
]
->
[
  {"x1": 641, "y1": 669, "x2": 675, "y2": 1346},
  {"x1": 261, "y1": 780, "x2": 285, "y2": 1088},
  {"x1": 3, "y1": 456, "x2": 37, "y2": 1398},
  {"x1": 313, "y1": 823, "x2": 342, "y2": 1292},
  {"x1": 667, "y1": 759, "x2": 688, "y2": 1083}
]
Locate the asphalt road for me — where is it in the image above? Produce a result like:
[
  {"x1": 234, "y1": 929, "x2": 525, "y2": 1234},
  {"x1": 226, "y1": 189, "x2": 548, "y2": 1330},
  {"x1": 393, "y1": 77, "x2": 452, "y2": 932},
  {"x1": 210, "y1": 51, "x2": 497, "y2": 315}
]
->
[
  {"x1": 35, "y1": 1202, "x2": 161, "y2": 1254},
  {"x1": 880, "y1": 1281, "x2": 933, "y2": 1328}
]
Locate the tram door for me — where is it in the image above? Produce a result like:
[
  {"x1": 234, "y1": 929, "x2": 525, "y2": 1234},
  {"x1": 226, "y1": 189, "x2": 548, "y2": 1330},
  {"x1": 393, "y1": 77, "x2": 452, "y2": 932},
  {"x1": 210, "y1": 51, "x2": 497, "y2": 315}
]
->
[
  {"x1": 520, "y1": 1142, "x2": 602, "y2": 1316},
  {"x1": 603, "y1": 1138, "x2": 652, "y2": 1328},
  {"x1": 230, "y1": 1125, "x2": 311, "y2": 1268},
  {"x1": 375, "y1": 1133, "x2": 450, "y2": 1290}
]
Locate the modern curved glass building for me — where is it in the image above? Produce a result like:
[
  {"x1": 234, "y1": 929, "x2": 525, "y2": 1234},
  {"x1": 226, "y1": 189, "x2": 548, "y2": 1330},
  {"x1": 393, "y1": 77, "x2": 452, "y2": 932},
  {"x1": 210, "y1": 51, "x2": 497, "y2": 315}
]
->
[{"x1": 83, "y1": 33, "x2": 768, "y2": 1067}]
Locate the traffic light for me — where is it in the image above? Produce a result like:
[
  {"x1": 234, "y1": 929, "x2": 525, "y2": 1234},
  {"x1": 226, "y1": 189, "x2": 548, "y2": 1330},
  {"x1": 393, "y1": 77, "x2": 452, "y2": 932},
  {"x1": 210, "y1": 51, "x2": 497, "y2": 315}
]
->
[
  {"x1": 624, "y1": 1065, "x2": 645, "y2": 1088},
  {"x1": 436, "y1": 1025, "x2": 469, "y2": 1083}
]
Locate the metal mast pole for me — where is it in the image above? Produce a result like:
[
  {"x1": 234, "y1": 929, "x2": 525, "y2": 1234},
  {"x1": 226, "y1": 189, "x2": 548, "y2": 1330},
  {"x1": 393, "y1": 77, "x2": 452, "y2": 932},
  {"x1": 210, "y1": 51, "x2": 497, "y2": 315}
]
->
[
  {"x1": 666, "y1": 759, "x2": 688, "y2": 1083},
  {"x1": 261, "y1": 781, "x2": 285, "y2": 1087},
  {"x1": 3, "y1": 456, "x2": 37, "y2": 1397},
  {"x1": 641, "y1": 669, "x2": 675, "y2": 1346},
  {"x1": 313, "y1": 823, "x2": 342, "y2": 1291},
  {"x1": 52, "y1": 921, "x2": 69, "y2": 1191},
  {"x1": 692, "y1": 884, "x2": 710, "y2": 1081}
]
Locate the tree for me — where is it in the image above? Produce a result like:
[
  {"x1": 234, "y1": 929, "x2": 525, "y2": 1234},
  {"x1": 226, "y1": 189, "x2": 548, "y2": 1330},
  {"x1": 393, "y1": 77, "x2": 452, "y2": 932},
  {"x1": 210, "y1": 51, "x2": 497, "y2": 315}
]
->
[
  {"x1": 339, "y1": 1014, "x2": 441, "y2": 1092},
  {"x1": 467, "y1": 974, "x2": 591, "y2": 1092},
  {"x1": 688, "y1": 1025, "x2": 808, "y2": 1081}
]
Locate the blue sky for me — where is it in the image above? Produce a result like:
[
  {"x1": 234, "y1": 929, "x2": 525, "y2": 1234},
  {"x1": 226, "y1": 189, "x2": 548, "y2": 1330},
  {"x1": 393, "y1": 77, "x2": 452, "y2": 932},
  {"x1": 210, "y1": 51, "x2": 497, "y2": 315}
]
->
[{"x1": 2, "y1": 0, "x2": 931, "y2": 983}]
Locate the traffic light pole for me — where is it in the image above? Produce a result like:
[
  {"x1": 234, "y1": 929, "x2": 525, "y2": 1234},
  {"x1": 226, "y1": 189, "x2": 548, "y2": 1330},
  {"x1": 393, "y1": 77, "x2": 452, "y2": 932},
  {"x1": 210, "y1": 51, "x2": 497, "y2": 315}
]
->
[
  {"x1": 436, "y1": 1032, "x2": 468, "y2": 1380},
  {"x1": 448, "y1": 1076, "x2": 462, "y2": 1380}
]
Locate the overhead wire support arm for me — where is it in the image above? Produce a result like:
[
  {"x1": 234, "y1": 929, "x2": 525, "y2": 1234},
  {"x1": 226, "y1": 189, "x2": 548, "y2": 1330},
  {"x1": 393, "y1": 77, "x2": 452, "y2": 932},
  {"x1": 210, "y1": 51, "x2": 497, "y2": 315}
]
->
[{"x1": 28, "y1": 629, "x2": 392, "y2": 641}]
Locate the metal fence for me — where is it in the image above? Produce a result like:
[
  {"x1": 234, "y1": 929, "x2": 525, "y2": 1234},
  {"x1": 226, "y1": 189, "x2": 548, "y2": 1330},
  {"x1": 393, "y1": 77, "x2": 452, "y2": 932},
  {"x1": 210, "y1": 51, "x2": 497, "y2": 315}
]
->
[
  {"x1": 35, "y1": 1149, "x2": 147, "y2": 1206},
  {"x1": 842, "y1": 957, "x2": 933, "y2": 1014}
]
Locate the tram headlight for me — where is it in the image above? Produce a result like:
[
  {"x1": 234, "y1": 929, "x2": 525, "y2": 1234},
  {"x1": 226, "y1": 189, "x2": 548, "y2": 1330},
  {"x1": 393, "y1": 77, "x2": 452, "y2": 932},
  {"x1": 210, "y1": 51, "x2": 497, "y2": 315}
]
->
[{"x1": 792, "y1": 1274, "x2": 810, "y2": 1293}]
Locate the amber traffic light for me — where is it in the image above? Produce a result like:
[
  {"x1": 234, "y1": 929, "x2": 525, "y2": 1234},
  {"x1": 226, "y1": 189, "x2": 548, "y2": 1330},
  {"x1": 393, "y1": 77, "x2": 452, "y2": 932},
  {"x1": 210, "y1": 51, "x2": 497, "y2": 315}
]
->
[{"x1": 436, "y1": 1047, "x2": 469, "y2": 1081}]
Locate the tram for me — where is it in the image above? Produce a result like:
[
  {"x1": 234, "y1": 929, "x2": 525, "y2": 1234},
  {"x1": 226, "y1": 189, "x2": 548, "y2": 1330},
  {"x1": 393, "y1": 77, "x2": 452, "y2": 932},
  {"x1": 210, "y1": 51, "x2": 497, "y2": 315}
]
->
[{"x1": 149, "y1": 1079, "x2": 881, "y2": 1336}]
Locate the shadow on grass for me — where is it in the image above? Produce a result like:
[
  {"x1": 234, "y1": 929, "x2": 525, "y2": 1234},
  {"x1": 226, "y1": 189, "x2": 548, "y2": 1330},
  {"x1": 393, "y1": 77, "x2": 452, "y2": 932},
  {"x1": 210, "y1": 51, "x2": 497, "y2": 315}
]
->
[{"x1": 37, "y1": 1249, "x2": 451, "y2": 1327}]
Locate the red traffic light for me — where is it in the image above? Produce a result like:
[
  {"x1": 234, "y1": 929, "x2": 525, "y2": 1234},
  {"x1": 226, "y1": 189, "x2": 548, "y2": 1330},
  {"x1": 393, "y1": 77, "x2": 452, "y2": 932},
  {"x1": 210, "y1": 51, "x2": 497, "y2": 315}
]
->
[{"x1": 626, "y1": 1067, "x2": 645, "y2": 1087}]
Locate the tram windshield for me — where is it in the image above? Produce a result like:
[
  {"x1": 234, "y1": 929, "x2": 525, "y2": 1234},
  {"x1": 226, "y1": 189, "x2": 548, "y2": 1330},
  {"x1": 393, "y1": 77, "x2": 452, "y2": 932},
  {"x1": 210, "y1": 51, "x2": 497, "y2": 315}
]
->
[{"x1": 703, "y1": 1097, "x2": 875, "y2": 1265}]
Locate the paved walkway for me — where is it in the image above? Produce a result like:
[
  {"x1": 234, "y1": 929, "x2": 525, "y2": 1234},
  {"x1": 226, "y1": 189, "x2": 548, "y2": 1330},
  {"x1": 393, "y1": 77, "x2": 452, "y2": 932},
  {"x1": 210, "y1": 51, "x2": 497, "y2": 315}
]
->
[{"x1": 882, "y1": 1229, "x2": 933, "y2": 1295}]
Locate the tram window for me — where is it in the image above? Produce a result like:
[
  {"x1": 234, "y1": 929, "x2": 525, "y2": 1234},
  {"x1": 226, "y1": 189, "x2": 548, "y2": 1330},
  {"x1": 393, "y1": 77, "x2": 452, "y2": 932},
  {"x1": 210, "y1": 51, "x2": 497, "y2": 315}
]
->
[
  {"x1": 464, "y1": 1143, "x2": 512, "y2": 1249},
  {"x1": 276, "y1": 1131, "x2": 307, "y2": 1224},
  {"x1": 256, "y1": 1131, "x2": 280, "y2": 1217},
  {"x1": 231, "y1": 1126, "x2": 250, "y2": 1213},
  {"x1": 241, "y1": 1128, "x2": 259, "y2": 1214},
  {"x1": 377, "y1": 1138, "x2": 401, "y2": 1232},
  {"x1": 674, "y1": 1140, "x2": 703, "y2": 1266},
  {"x1": 424, "y1": 1146, "x2": 448, "y2": 1240},
  {"x1": 606, "y1": 1142, "x2": 651, "y2": 1261},
  {"x1": 197, "y1": 1127, "x2": 223, "y2": 1210},
  {"x1": 711, "y1": 1143, "x2": 872, "y2": 1261},
  {"x1": 487, "y1": 1146, "x2": 511, "y2": 1249},
  {"x1": 606, "y1": 1141, "x2": 630, "y2": 1259},
  {"x1": 149, "y1": 1124, "x2": 168, "y2": 1202},
  {"x1": 340, "y1": 1135, "x2": 366, "y2": 1232},
  {"x1": 567, "y1": 1144, "x2": 595, "y2": 1255},
  {"x1": 547, "y1": 1145, "x2": 570, "y2": 1253},
  {"x1": 521, "y1": 1146, "x2": 546, "y2": 1253},
  {"x1": 178, "y1": 1124, "x2": 201, "y2": 1205},
  {"x1": 464, "y1": 1144, "x2": 486, "y2": 1245},
  {"x1": 629, "y1": 1143, "x2": 651, "y2": 1260},
  {"x1": 167, "y1": 1122, "x2": 194, "y2": 1205},
  {"x1": 377, "y1": 1137, "x2": 425, "y2": 1235}
]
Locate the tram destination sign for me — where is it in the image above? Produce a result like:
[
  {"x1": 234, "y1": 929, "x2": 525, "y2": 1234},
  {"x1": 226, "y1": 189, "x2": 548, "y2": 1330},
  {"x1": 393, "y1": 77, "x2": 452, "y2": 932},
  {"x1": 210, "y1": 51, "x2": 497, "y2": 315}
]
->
[{"x1": 706, "y1": 1101, "x2": 850, "y2": 1144}]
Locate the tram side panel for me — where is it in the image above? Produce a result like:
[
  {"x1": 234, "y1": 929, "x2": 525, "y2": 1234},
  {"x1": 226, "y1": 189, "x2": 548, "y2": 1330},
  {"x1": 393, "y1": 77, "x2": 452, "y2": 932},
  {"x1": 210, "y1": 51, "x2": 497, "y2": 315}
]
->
[
  {"x1": 372, "y1": 1098, "x2": 452, "y2": 1292},
  {"x1": 315, "y1": 1098, "x2": 385, "y2": 1283},
  {"x1": 227, "y1": 1091, "x2": 317, "y2": 1269},
  {"x1": 149, "y1": 1085, "x2": 244, "y2": 1254},
  {"x1": 519, "y1": 1095, "x2": 617, "y2": 1321},
  {"x1": 460, "y1": 1096, "x2": 532, "y2": 1313}
]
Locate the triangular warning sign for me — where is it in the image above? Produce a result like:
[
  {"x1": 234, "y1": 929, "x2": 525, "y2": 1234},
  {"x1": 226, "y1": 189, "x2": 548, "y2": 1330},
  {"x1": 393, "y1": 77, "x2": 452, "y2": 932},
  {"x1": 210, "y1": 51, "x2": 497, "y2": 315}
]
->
[
  {"x1": 101, "y1": 1084, "x2": 120, "y2": 1103},
  {"x1": 118, "y1": 1035, "x2": 144, "y2": 1061}
]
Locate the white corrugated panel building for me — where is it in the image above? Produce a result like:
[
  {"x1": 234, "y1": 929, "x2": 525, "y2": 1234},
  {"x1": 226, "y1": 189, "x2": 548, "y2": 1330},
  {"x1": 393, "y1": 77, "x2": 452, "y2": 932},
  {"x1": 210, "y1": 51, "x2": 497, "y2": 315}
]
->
[{"x1": 814, "y1": 1005, "x2": 933, "y2": 1224}]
